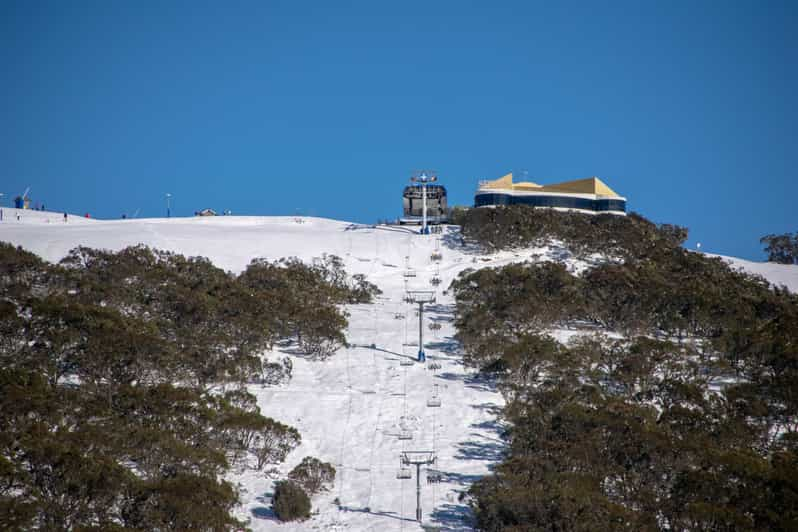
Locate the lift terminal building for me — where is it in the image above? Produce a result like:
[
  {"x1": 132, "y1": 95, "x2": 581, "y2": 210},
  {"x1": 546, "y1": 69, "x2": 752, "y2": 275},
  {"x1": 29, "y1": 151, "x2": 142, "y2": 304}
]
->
[
  {"x1": 475, "y1": 173, "x2": 626, "y2": 215},
  {"x1": 400, "y1": 182, "x2": 448, "y2": 225}
]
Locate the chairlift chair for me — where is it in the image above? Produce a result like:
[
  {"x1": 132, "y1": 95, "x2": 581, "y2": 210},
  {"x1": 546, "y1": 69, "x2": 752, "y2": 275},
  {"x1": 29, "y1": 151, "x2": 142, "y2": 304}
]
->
[
  {"x1": 398, "y1": 430, "x2": 413, "y2": 441},
  {"x1": 400, "y1": 358, "x2": 415, "y2": 366},
  {"x1": 396, "y1": 467, "x2": 412, "y2": 480},
  {"x1": 426, "y1": 471, "x2": 444, "y2": 484},
  {"x1": 427, "y1": 383, "x2": 442, "y2": 406}
]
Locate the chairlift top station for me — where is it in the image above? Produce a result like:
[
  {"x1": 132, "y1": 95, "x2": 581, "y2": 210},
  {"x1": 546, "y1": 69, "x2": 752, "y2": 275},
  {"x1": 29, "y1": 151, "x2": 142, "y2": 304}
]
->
[{"x1": 400, "y1": 171, "x2": 448, "y2": 228}]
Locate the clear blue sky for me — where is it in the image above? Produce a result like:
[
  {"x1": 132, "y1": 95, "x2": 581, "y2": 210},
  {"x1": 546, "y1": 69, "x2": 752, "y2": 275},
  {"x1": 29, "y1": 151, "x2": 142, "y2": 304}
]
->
[{"x1": 1, "y1": 1, "x2": 795, "y2": 260}]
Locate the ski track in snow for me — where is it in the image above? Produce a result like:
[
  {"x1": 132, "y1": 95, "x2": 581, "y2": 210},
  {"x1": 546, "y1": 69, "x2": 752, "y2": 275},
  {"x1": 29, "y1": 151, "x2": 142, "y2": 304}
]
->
[{"x1": 3, "y1": 212, "x2": 797, "y2": 531}]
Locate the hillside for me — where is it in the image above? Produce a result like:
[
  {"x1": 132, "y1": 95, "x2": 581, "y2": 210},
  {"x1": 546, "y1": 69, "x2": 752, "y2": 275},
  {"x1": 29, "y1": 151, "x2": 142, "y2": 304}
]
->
[
  {"x1": 0, "y1": 213, "x2": 551, "y2": 530},
  {"x1": 2, "y1": 212, "x2": 797, "y2": 531},
  {"x1": 710, "y1": 253, "x2": 798, "y2": 293}
]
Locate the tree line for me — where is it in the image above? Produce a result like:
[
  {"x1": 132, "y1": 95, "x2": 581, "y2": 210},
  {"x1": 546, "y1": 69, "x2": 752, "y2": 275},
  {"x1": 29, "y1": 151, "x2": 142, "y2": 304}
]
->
[
  {"x1": 450, "y1": 205, "x2": 688, "y2": 261},
  {"x1": 449, "y1": 206, "x2": 798, "y2": 531},
  {"x1": 0, "y1": 243, "x2": 377, "y2": 530},
  {"x1": 761, "y1": 232, "x2": 798, "y2": 264}
]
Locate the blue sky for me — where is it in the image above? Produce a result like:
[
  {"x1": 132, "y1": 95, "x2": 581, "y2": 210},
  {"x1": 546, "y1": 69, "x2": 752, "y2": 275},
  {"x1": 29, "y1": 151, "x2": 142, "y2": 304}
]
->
[{"x1": 1, "y1": 1, "x2": 795, "y2": 260}]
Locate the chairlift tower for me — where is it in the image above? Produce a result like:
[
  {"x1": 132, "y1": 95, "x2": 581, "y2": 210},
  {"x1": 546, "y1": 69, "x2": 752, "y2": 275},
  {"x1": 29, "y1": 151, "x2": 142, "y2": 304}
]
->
[
  {"x1": 410, "y1": 171, "x2": 437, "y2": 235},
  {"x1": 406, "y1": 290, "x2": 436, "y2": 362},
  {"x1": 399, "y1": 451, "x2": 436, "y2": 522}
]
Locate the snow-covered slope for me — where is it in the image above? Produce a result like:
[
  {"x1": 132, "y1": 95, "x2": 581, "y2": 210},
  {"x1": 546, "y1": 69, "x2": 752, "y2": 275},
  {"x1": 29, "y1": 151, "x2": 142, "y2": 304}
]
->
[
  {"x1": 0, "y1": 207, "x2": 97, "y2": 225},
  {"x1": 3, "y1": 213, "x2": 796, "y2": 531},
  {"x1": 0, "y1": 214, "x2": 545, "y2": 531}
]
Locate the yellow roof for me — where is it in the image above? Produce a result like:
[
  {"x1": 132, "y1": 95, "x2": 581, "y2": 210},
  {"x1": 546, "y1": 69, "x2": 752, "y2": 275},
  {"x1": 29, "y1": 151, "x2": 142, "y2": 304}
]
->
[
  {"x1": 481, "y1": 173, "x2": 621, "y2": 198},
  {"x1": 541, "y1": 177, "x2": 620, "y2": 197},
  {"x1": 513, "y1": 181, "x2": 542, "y2": 190},
  {"x1": 481, "y1": 173, "x2": 514, "y2": 189}
]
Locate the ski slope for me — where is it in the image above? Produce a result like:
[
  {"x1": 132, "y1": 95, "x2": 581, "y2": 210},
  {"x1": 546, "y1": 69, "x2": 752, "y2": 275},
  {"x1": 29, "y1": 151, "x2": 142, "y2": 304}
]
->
[
  {"x1": 0, "y1": 213, "x2": 535, "y2": 530},
  {"x1": 2, "y1": 212, "x2": 797, "y2": 531}
]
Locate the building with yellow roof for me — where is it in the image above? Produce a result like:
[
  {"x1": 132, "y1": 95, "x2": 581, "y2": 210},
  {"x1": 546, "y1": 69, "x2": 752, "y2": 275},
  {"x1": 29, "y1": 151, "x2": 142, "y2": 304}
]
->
[{"x1": 475, "y1": 173, "x2": 626, "y2": 215}]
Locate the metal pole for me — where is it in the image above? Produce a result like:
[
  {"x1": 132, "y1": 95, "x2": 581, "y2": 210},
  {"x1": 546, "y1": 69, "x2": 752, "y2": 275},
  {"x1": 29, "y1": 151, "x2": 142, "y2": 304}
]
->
[
  {"x1": 421, "y1": 181, "x2": 427, "y2": 234},
  {"x1": 416, "y1": 463, "x2": 422, "y2": 522},
  {"x1": 166, "y1": 193, "x2": 171, "y2": 218},
  {"x1": 417, "y1": 302, "x2": 424, "y2": 362}
]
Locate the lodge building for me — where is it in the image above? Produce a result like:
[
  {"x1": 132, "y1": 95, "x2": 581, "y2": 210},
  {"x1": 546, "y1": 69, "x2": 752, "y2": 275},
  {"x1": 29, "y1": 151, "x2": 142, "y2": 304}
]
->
[{"x1": 474, "y1": 173, "x2": 626, "y2": 215}]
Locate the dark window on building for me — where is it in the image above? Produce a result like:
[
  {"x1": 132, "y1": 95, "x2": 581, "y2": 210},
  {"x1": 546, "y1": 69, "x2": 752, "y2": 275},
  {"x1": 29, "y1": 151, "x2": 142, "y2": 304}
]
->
[{"x1": 474, "y1": 193, "x2": 626, "y2": 213}]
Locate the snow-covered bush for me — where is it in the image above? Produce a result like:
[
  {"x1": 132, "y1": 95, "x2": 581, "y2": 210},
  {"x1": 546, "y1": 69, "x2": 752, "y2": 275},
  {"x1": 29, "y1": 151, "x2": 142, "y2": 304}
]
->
[
  {"x1": 288, "y1": 456, "x2": 336, "y2": 494},
  {"x1": 260, "y1": 356, "x2": 293, "y2": 386}
]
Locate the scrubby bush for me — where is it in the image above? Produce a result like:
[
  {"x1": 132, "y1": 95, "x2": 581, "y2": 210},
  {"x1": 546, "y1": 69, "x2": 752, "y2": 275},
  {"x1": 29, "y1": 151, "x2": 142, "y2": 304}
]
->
[
  {"x1": 288, "y1": 456, "x2": 336, "y2": 494},
  {"x1": 254, "y1": 420, "x2": 301, "y2": 470},
  {"x1": 239, "y1": 254, "x2": 375, "y2": 358},
  {"x1": 349, "y1": 273, "x2": 382, "y2": 303},
  {"x1": 272, "y1": 481, "x2": 311, "y2": 522},
  {"x1": 259, "y1": 357, "x2": 293, "y2": 386},
  {"x1": 761, "y1": 232, "x2": 798, "y2": 264},
  {"x1": 451, "y1": 204, "x2": 687, "y2": 261}
]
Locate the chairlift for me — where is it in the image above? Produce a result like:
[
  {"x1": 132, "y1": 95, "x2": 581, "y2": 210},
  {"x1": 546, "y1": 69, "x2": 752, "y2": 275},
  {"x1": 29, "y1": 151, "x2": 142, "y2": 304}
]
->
[
  {"x1": 396, "y1": 467, "x2": 412, "y2": 480},
  {"x1": 404, "y1": 269, "x2": 417, "y2": 278},
  {"x1": 426, "y1": 396, "x2": 441, "y2": 407},
  {"x1": 398, "y1": 430, "x2": 413, "y2": 441},
  {"x1": 430, "y1": 276, "x2": 441, "y2": 286},
  {"x1": 400, "y1": 358, "x2": 415, "y2": 366},
  {"x1": 426, "y1": 471, "x2": 444, "y2": 484},
  {"x1": 427, "y1": 383, "x2": 442, "y2": 406}
]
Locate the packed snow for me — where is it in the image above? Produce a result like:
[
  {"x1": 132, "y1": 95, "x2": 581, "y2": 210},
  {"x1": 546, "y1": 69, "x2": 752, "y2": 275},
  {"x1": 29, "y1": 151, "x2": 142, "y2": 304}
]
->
[{"x1": 2, "y1": 212, "x2": 796, "y2": 530}]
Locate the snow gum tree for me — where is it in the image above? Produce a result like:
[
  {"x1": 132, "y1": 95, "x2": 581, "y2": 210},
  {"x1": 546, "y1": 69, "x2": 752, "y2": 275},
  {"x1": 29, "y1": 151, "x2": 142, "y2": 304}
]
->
[
  {"x1": 254, "y1": 419, "x2": 301, "y2": 470},
  {"x1": 288, "y1": 456, "x2": 336, "y2": 494}
]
